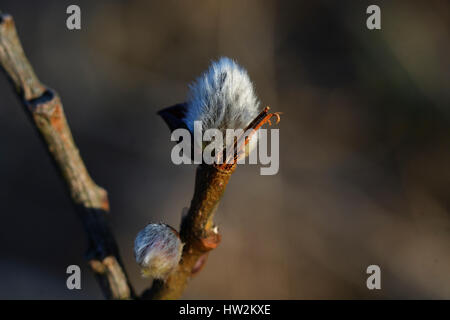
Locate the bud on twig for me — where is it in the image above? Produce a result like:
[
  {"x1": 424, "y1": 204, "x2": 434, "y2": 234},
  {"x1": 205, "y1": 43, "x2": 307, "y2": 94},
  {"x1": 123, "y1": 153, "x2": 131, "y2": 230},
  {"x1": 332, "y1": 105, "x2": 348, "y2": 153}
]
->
[
  {"x1": 146, "y1": 57, "x2": 281, "y2": 299},
  {"x1": 184, "y1": 57, "x2": 261, "y2": 133},
  {"x1": 134, "y1": 223, "x2": 183, "y2": 280}
]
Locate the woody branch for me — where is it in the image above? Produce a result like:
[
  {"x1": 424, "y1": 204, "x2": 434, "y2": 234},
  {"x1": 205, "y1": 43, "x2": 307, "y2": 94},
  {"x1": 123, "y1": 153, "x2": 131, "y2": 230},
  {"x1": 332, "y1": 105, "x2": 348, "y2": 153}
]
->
[
  {"x1": 143, "y1": 107, "x2": 280, "y2": 300},
  {"x1": 0, "y1": 13, "x2": 134, "y2": 299}
]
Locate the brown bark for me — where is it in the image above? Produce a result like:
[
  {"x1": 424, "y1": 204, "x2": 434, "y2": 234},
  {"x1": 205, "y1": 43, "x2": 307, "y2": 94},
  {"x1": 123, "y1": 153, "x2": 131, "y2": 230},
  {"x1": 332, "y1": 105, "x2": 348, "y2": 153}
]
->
[
  {"x1": 143, "y1": 164, "x2": 235, "y2": 299},
  {"x1": 143, "y1": 106, "x2": 280, "y2": 299},
  {"x1": 0, "y1": 13, "x2": 134, "y2": 300}
]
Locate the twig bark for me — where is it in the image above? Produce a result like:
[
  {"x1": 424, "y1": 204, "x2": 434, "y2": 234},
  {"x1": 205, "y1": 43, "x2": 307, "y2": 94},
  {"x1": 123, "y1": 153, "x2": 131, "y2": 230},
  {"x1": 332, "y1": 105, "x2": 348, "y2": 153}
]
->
[
  {"x1": 0, "y1": 13, "x2": 134, "y2": 299},
  {"x1": 143, "y1": 105, "x2": 280, "y2": 299},
  {"x1": 143, "y1": 164, "x2": 235, "y2": 299}
]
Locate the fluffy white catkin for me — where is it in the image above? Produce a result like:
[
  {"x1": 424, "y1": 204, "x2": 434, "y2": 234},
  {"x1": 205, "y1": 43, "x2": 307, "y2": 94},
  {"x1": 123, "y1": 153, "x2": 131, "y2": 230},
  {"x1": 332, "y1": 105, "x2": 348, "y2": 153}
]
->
[
  {"x1": 183, "y1": 57, "x2": 261, "y2": 132},
  {"x1": 134, "y1": 223, "x2": 183, "y2": 279}
]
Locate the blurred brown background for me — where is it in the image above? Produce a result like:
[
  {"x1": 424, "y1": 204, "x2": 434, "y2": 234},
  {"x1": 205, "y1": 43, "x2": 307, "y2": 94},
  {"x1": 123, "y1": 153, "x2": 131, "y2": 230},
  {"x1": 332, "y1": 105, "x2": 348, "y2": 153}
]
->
[{"x1": 0, "y1": 0, "x2": 449, "y2": 299}]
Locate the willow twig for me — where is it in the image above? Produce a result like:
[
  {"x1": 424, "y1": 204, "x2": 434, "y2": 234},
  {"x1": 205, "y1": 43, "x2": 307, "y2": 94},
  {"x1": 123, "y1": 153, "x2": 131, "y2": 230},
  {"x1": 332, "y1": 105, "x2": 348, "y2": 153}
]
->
[
  {"x1": 0, "y1": 13, "x2": 134, "y2": 299},
  {"x1": 143, "y1": 107, "x2": 281, "y2": 299},
  {"x1": 142, "y1": 164, "x2": 234, "y2": 299}
]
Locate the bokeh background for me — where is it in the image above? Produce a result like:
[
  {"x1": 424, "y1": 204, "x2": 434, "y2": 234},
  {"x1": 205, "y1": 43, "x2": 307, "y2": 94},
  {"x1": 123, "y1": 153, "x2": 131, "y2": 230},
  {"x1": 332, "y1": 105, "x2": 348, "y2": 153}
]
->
[{"x1": 0, "y1": 0, "x2": 449, "y2": 299}]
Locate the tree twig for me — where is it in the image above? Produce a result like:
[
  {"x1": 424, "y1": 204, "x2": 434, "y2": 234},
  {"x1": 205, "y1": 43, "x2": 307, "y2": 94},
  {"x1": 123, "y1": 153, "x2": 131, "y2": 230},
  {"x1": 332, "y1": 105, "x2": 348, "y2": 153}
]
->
[
  {"x1": 143, "y1": 107, "x2": 281, "y2": 299},
  {"x1": 0, "y1": 13, "x2": 134, "y2": 299},
  {"x1": 142, "y1": 164, "x2": 234, "y2": 299}
]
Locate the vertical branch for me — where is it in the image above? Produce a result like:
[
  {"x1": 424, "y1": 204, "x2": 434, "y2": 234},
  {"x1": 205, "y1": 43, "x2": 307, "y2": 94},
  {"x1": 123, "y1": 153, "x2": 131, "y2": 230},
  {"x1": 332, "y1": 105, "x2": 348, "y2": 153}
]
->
[
  {"x1": 0, "y1": 13, "x2": 134, "y2": 299},
  {"x1": 143, "y1": 164, "x2": 234, "y2": 299},
  {"x1": 143, "y1": 107, "x2": 280, "y2": 299}
]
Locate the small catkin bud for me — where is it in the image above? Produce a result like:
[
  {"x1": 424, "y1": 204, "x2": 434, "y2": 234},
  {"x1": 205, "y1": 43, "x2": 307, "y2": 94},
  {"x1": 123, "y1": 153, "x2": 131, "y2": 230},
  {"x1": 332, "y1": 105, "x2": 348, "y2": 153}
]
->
[{"x1": 134, "y1": 223, "x2": 183, "y2": 279}]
